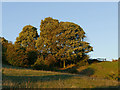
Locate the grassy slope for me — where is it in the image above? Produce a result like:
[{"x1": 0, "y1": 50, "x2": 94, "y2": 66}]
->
[
  {"x1": 2, "y1": 61, "x2": 119, "y2": 88},
  {"x1": 77, "y1": 61, "x2": 118, "y2": 79}
]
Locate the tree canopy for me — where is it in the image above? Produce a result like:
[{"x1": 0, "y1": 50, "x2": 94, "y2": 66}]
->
[
  {"x1": 15, "y1": 25, "x2": 39, "y2": 47},
  {"x1": 0, "y1": 37, "x2": 9, "y2": 64},
  {"x1": 36, "y1": 17, "x2": 93, "y2": 68},
  {"x1": 2, "y1": 17, "x2": 93, "y2": 69}
]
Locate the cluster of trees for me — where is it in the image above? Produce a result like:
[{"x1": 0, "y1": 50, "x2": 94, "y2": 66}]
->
[{"x1": 1, "y1": 17, "x2": 93, "y2": 69}]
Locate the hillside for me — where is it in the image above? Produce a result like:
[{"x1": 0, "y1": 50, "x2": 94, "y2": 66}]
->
[
  {"x1": 2, "y1": 61, "x2": 119, "y2": 88},
  {"x1": 77, "y1": 61, "x2": 118, "y2": 80}
]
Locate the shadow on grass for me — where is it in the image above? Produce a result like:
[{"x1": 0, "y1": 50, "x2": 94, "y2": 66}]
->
[
  {"x1": 55, "y1": 66, "x2": 78, "y2": 74},
  {"x1": 3, "y1": 64, "x2": 94, "y2": 76},
  {"x1": 55, "y1": 66, "x2": 95, "y2": 77},
  {"x1": 2, "y1": 64, "x2": 32, "y2": 70},
  {"x1": 2, "y1": 74, "x2": 73, "y2": 83},
  {"x1": 78, "y1": 68, "x2": 95, "y2": 76},
  {"x1": 91, "y1": 85, "x2": 120, "y2": 90}
]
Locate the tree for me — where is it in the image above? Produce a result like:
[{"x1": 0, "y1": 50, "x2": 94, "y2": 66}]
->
[
  {"x1": 5, "y1": 43, "x2": 38, "y2": 67},
  {"x1": 5, "y1": 25, "x2": 39, "y2": 67},
  {"x1": 36, "y1": 17, "x2": 59, "y2": 53},
  {"x1": 0, "y1": 37, "x2": 9, "y2": 64},
  {"x1": 44, "y1": 54, "x2": 56, "y2": 67},
  {"x1": 15, "y1": 25, "x2": 39, "y2": 47},
  {"x1": 36, "y1": 17, "x2": 93, "y2": 68},
  {"x1": 6, "y1": 43, "x2": 29, "y2": 67},
  {"x1": 26, "y1": 45, "x2": 38, "y2": 65}
]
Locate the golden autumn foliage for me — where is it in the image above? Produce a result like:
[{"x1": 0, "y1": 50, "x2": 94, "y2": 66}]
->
[
  {"x1": 36, "y1": 17, "x2": 93, "y2": 68},
  {"x1": 5, "y1": 43, "x2": 38, "y2": 67},
  {"x1": 2, "y1": 17, "x2": 93, "y2": 69},
  {"x1": 44, "y1": 54, "x2": 56, "y2": 67},
  {"x1": 0, "y1": 37, "x2": 10, "y2": 64},
  {"x1": 6, "y1": 44, "x2": 29, "y2": 67},
  {"x1": 15, "y1": 25, "x2": 39, "y2": 47}
]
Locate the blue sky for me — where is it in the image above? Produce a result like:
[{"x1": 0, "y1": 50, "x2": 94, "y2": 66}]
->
[{"x1": 2, "y1": 2, "x2": 118, "y2": 60}]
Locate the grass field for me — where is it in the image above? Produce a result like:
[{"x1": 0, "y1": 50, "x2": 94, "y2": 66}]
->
[
  {"x1": 77, "y1": 61, "x2": 118, "y2": 80},
  {"x1": 2, "y1": 61, "x2": 119, "y2": 88}
]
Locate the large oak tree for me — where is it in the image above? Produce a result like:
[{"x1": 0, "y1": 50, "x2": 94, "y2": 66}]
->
[{"x1": 36, "y1": 17, "x2": 93, "y2": 68}]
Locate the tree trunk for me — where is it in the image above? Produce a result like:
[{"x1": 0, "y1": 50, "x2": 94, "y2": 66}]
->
[
  {"x1": 63, "y1": 60, "x2": 65, "y2": 68},
  {"x1": 60, "y1": 61, "x2": 62, "y2": 68}
]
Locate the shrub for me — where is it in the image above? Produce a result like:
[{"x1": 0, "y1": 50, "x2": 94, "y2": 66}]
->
[
  {"x1": 26, "y1": 46, "x2": 38, "y2": 65},
  {"x1": 32, "y1": 55, "x2": 47, "y2": 70},
  {"x1": 76, "y1": 55, "x2": 89, "y2": 67},
  {"x1": 44, "y1": 54, "x2": 56, "y2": 67},
  {"x1": 27, "y1": 51, "x2": 38, "y2": 65},
  {"x1": 67, "y1": 67, "x2": 78, "y2": 73},
  {"x1": 106, "y1": 73, "x2": 118, "y2": 80},
  {"x1": 6, "y1": 44, "x2": 29, "y2": 67},
  {"x1": 112, "y1": 59, "x2": 118, "y2": 62},
  {"x1": 5, "y1": 43, "x2": 38, "y2": 67},
  {"x1": 1, "y1": 37, "x2": 9, "y2": 64},
  {"x1": 32, "y1": 54, "x2": 57, "y2": 70}
]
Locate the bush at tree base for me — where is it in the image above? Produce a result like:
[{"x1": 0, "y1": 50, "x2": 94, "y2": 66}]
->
[
  {"x1": 6, "y1": 44, "x2": 38, "y2": 67},
  {"x1": 26, "y1": 45, "x2": 38, "y2": 65},
  {"x1": 32, "y1": 56, "x2": 47, "y2": 70},
  {"x1": 76, "y1": 55, "x2": 89, "y2": 67},
  {"x1": 6, "y1": 44, "x2": 29, "y2": 67},
  {"x1": 44, "y1": 54, "x2": 57, "y2": 67},
  {"x1": 32, "y1": 54, "x2": 57, "y2": 70}
]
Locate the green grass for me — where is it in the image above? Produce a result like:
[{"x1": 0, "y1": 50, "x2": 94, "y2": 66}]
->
[
  {"x1": 2, "y1": 61, "x2": 119, "y2": 88},
  {"x1": 77, "y1": 61, "x2": 118, "y2": 80}
]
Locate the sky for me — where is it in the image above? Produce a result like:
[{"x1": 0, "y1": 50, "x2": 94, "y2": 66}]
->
[{"x1": 2, "y1": 2, "x2": 118, "y2": 61}]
